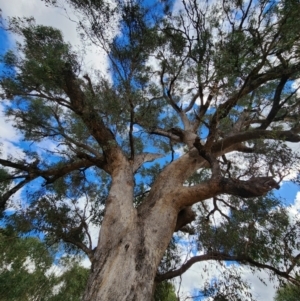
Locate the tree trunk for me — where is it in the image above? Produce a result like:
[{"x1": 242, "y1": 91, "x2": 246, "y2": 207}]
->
[
  {"x1": 82, "y1": 210, "x2": 176, "y2": 301},
  {"x1": 82, "y1": 160, "x2": 178, "y2": 301},
  {"x1": 83, "y1": 229, "x2": 150, "y2": 300}
]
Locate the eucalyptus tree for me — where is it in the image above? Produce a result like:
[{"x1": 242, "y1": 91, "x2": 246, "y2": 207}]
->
[
  {"x1": 274, "y1": 277, "x2": 300, "y2": 301},
  {"x1": 1, "y1": 0, "x2": 300, "y2": 300},
  {"x1": 0, "y1": 228, "x2": 89, "y2": 301}
]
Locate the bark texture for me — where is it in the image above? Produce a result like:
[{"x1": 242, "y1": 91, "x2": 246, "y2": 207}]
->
[{"x1": 82, "y1": 157, "x2": 178, "y2": 301}]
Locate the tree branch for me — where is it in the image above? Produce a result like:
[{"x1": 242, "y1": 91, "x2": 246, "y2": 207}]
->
[
  {"x1": 0, "y1": 179, "x2": 32, "y2": 214},
  {"x1": 149, "y1": 128, "x2": 181, "y2": 142},
  {"x1": 174, "y1": 176, "x2": 279, "y2": 208},
  {"x1": 156, "y1": 251, "x2": 299, "y2": 285},
  {"x1": 0, "y1": 158, "x2": 97, "y2": 212},
  {"x1": 259, "y1": 75, "x2": 289, "y2": 129},
  {"x1": 212, "y1": 129, "x2": 300, "y2": 154},
  {"x1": 61, "y1": 64, "x2": 126, "y2": 172},
  {"x1": 133, "y1": 153, "x2": 164, "y2": 173},
  {"x1": 205, "y1": 62, "x2": 300, "y2": 149}
]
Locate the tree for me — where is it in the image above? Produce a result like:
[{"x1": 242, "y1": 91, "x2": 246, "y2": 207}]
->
[
  {"x1": 1, "y1": 0, "x2": 300, "y2": 300},
  {"x1": 274, "y1": 277, "x2": 300, "y2": 301},
  {"x1": 154, "y1": 281, "x2": 177, "y2": 301},
  {"x1": 0, "y1": 228, "x2": 89, "y2": 301}
]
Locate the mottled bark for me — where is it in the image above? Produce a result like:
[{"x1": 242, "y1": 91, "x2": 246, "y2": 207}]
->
[
  {"x1": 82, "y1": 154, "x2": 178, "y2": 301},
  {"x1": 82, "y1": 207, "x2": 177, "y2": 300}
]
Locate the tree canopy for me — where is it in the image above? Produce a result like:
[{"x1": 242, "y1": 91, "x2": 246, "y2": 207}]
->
[
  {"x1": 1, "y1": 0, "x2": 300, "y2": 300},
  {"x1": 0, "y1": 228, "x2": 89, "y2": 301}
]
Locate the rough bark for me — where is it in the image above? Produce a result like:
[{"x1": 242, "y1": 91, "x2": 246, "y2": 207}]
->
[
  {"x1": 81, "y1": 154, "x2": 178, "y2": 301},
  {"x1": 83, "y1": 208, "x2": 177, "y2": 301}
]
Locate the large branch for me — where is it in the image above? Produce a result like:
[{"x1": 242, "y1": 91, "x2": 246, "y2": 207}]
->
[
  {"x1": 41, "y1": 158, "x2": 100, "y2": 184},
  {"x1": 140, "y1": 139, "x2": 276, "y2": 214},
  {"x1": 174, "y1": 206, "x2": 196, "y2": 232},
  {"x1": 61, "y1": 65, "x2": 126, "y2": 172},
  {"x1": 155, "y1": 251, "x2": 300, "y2": 285},
  {"x1": 149, "y1": 128, "x2": 299, "y2": 207},
  {"x1": 0, "y1": 158, "x2": 96, "y2": 183},
  {"x1": 174, "y1": 176, "x2": 279, "y2": 208},
  {"x1": 0, "y1": 158, "x2": 96, "y2": 212},
  {"x1": 133, "y1": 153, "x2": 164, "y2": 173},
  {"x1": 150, "y1": 128, "x2": 181, "y2": 142},
  {"x1": 141, "y1": 126, "x2": 299, "y2": 216},
  {"x1": 212, "y1": 129, "x2": 300, "y2": 153}
]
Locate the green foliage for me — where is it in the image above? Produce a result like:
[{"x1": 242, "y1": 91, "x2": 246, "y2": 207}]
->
[
  {"x1": 196, "y1": 194, "x2": 294, "y2": 263},
  {"x1": 3, "y1": 18, "x2": 77, "y2": 92},
  {"x1": 275, "y1": 279, "x2": 300, "y2": 301},
  {"x1": 46, "y1": 261, "x2": 89, "y2": 301},
  {"x1": 199, "y1": 268, "x2": 254, "y2": 301},
  {"x1": 0, "y1": 229, "x2": 89, "y2": 301},
  {"x1": 154, "y1": 281, "x2": 177, "y2": 301}
]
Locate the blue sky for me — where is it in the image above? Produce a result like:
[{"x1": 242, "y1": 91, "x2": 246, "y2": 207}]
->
[
  {"x1": 0, "y1": 28, "x2": 10, "y2": 54},
  {"x1": 275, "y1": 181, "x2": 299, "y2": 205}
]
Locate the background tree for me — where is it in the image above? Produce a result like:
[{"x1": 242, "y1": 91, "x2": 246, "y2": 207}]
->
[
  {"x1": 1, "y1": 0, "x2": 300, "y2": 300},
  {"x1": 0, "y1": 229, "x2": 176, "y2": 300},
  {"x1": 274, "y1": 278, "x2": 300, "y2": 301},
  {"x1": 0, "y1": 228, "x2": 89, "y2": 301}
]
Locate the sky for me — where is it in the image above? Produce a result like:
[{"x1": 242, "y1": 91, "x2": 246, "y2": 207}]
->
[{"x1": 0, "y1": 0, "x2": 300, "y2": 300}]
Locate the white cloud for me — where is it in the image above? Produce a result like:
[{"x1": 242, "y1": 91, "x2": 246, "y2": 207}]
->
[
  {"x1": 45, "y1": 264, "x2": 64, "y2": 278},
  {"x1": 52, "y1": 281, "x2": 65, "y2": 295},
  {"x1": 174, "y1": 260, "x2": 279, "y2": 301},
  {"x1": 0, "y1": 0, "x2": 110, "y2": 77},
  {"x1": 0, "y1": 103, "x2": 25, "y2": 160},
  {"x1": 0, "y1": 107, "x2": 20, "y2": 142},
  {"x1": 292, "y1": 79, "x2": 300, "y2": 98},
  {"x1": 5, "y1": 186, "x2": 25, "y2": 212},
  {"x1": 293, "y1": 193, "x2": 300, "y2": 211},
  {"x1": 286, "y1": 191, "x2": 300, "y2": 223},
  {"x1": 80, "y1": 256, "x2": 92, "y2": 269},
  {"x1": 23, "y1": 256, "x2": 36, "y2": 273},
  {"x1": 0, "y1": 140, "x2": 24, "y2": 160},
  {"x1": 241, "y1": 267, "x2": 278, "y2": 301}
]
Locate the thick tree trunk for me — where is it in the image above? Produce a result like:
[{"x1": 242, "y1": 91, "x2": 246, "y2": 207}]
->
[
  {"x1": 82, "y1": 209, "x2": 176, "y2": 301},
  {"x1": 83, "y1": 226, "x2": 154, "y2": 300},
  {"x1": 82, "y1": 159, "x2": 178, "y2": 301}
]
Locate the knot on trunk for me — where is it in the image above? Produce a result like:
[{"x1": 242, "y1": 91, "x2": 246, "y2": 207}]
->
[{"x1": 175, "y1": 206, "x2": 196, "y2": 233}]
